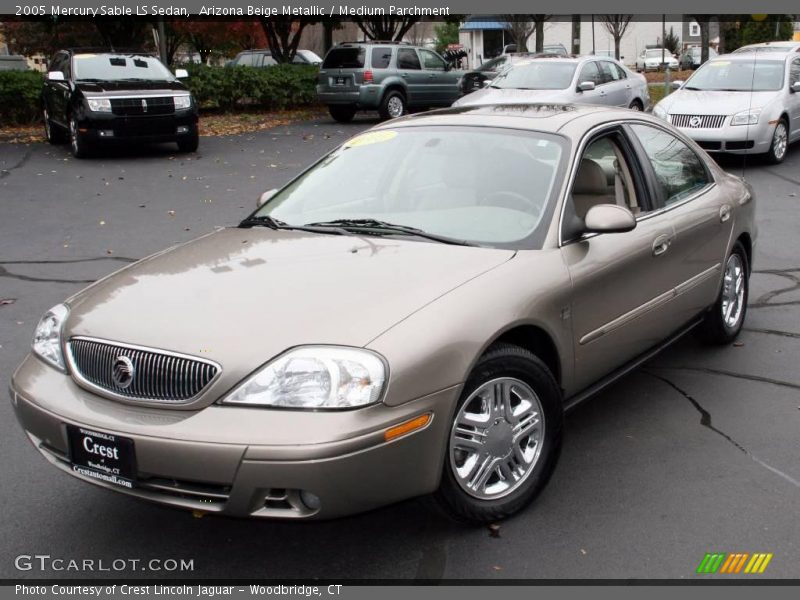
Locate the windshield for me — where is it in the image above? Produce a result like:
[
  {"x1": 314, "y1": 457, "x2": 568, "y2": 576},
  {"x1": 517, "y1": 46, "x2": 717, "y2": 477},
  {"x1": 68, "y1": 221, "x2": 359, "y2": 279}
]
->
[
  {"x1": 252, "y1": 127, "x2": 566, "y2": 248},
  {"x1": 685, "y1": 60, "x2": 785, "y2": 91},
  {"x1": 73, "y1": 54, "x2": 173, "y2": 81},
  {"x1": 492, "y1": 62, "x2": 577, "y2": 90}
]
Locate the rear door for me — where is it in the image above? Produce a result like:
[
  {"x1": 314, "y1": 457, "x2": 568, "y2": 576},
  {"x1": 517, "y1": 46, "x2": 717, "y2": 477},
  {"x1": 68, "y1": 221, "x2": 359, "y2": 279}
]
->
[
  {"x1": 626, "y1": 123, "x2": 733, "y2": 321},
  {"x1": 396, "y1": 48, "x2": 426, "y2": 106},
  {"x1": 598, "y1": 60, "x2": 630, "y2": 107}
]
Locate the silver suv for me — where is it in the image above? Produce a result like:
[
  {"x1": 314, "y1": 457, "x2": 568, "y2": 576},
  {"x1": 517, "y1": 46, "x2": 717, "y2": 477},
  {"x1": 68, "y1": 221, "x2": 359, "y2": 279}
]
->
[{"x1": 317, "y1": 41, "x2": 463, "y2": 122}]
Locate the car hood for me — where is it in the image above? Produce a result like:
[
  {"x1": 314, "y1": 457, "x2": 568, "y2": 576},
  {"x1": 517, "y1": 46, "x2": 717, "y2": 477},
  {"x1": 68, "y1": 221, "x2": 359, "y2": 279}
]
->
[
  {"x1": 76, "y1": 79, "x2": 189, "y2": 96},
  {"x1": 65, "y1": 228, "x2": 514, "y2": 402},
  {"x1": 659, "y1": 89, "x2": 780, "y2": 114},
  {"x1": 455, "y1": 87, "x2": 570, "y2": 106}
]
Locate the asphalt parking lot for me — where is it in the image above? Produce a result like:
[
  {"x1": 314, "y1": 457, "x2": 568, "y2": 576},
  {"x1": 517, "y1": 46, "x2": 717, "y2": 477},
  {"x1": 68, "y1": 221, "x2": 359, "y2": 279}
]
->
[{"x1": 1, "y1": 115, "x2": 798, "y2": 580}]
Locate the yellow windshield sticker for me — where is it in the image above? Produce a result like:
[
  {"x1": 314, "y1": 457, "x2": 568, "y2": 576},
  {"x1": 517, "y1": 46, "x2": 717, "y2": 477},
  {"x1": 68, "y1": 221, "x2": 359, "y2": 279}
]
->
[
  {"x1": 710, "y1": 61, "x2": 730, "y2": 67},
  {"x1": 344, "y1": 130, "x2": 398, "y2": 148}
]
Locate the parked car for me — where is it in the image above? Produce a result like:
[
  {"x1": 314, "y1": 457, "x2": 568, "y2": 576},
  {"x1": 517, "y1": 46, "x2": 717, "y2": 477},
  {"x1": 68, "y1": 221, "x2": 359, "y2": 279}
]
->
[
  {"x1": 459, "y1": 52, "x2": 537, "y2": 94},
  {"x1": 635, "y1": 48, "x2": 679, "y2": 72},
  {"x1": 678, "y1": 46, "x2": 718, "y2": 70},
  {"x1": 316, "y1": 41, "x2": 462, "y2": 122},
  {"x1": 228, "y1": 49, "x2": 323, "y2": 67},
  {"x1": 732, "y1": 41, "x2": 800, "y2": 54},
  {"x1": 0, "y1": 54, "x2": 29, "y2": 71},
  {"x1": 41, "y1": 50, "x2": 198, "y2": 158},
  {"x1": 653, "y1": 52, "x2": 800, "y2": 163},
  {"x1": 502, "y1": 43, "x2": 568, "y2": 56},
  {"x1": 12, "y1": 103, "x2": 755, "y2": 522},
  {"x1": 453, "y1": 55, "x2": 650, "y2": 111}
]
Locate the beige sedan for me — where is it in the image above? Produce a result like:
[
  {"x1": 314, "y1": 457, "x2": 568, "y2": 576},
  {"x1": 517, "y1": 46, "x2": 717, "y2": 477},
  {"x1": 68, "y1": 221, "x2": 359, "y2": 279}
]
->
[{"x1": 11, "y1": 104, "x2": 756, "y2": 522}]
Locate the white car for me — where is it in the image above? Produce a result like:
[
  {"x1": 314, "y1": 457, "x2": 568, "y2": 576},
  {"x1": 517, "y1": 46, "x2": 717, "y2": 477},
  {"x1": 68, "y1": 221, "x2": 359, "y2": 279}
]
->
[
  {"x1": 453, "y1": 55, "x2": 650, "y2": 111},
  {"x1": 636, "y1": 48, "x2": 679, "y2": 72},
  {"x1": 652, "y1": 52, "x2": 800, "y2": 163}
]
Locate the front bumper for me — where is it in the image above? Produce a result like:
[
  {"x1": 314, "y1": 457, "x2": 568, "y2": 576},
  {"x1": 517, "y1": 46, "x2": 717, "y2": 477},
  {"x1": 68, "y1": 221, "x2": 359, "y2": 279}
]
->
[
  {"x1": 10, "y1": 354, "x2": 458, "y2": 519},
  {"x1": 671, "y1": 119, "x2": 774, "y2": 155},
  {"x1": 78, "y1": 110, "x2": 198, "y2": 144}
]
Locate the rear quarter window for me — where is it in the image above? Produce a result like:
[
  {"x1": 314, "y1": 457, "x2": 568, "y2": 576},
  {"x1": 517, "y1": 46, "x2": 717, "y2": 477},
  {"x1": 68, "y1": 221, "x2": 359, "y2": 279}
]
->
[
  {"x1": 323, "y1": 48, "x2": 366, "y2": 69},
  {"x1": 371, "y1": 47, "x2": 392, "y2": 69}
]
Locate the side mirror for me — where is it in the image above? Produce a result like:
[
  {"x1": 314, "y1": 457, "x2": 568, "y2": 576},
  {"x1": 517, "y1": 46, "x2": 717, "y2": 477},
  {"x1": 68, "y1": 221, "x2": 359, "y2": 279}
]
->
[
  {"x1": 578, "y1": 81, "x2": 595, "y2": 92},
  {"x1": 175, "y1": 68, "x2": 188, "y2": 79},
  {"x1": 47, "y1": 71, "x2": 65, "y2": 81},
  {"x1": 257, "y1": 188, "x2": 278, "y2": 207},
  {"x1": 671, "y1": 80, "x2": 684, "y2": 90},
  {"x1": 584, "y1": 204, "x2": 636, "y2": 234},
  {"x1": 791, "y1": 81, "x2": 800, "y2": 93},
  {"x1": 482, "y1": 79, "x2": 492, "y2": 87}
]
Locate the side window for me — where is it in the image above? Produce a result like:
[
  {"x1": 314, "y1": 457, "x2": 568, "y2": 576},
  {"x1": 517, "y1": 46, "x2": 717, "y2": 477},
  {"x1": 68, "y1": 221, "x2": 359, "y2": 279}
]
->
[
  {"x1": 371, "y1": 47, "x2": 392, "y2": 69},
  {"x1": 578, "y1": 61, "x2": 602, "y2": 86},
  {"x1": 790, "y1": 59, "x2": 800, "y2": 85},
  {"x1": 419, "y1": 49, "x2": 446, "y2": 71},
  {"x1": 397, "y1": 48, "x2": 421, "y2": 70},
  {"x1": 235, "y1": 54, "x2": 253, "y2": 66},
  {"x1": 568, "y1": 134, "x2": 643, "y2": 227},
  {"x1": 597, "y1": 61, "x2": 618, "y2": 83},
  {"x1": 630, "y1": 124, "x2": 710, "y2": 206},
  {"x1": 261, "y1": 54, "x2": 278, "y2": 67},
  {"x1": 612, "y1": 63, "x2": 627, "y2": 80}
]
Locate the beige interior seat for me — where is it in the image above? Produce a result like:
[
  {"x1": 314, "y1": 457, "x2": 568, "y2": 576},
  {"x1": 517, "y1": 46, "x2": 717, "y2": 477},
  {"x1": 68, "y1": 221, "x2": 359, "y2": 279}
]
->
[{"x1": 572, "y1": 158, "x2": 616, "y2": 219}]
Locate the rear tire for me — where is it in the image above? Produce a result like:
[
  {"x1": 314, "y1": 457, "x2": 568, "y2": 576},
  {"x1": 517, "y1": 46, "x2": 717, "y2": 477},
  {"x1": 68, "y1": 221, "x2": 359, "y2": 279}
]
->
[
  {"x1": 432, "y1": 343, "x2": 563, "y2": 523},
  {"x1": 766, "y1": 118, "x2": 788, "y2": 164},
  {"x1": 43, "y1": 108, "x2": 66, "y2": 144},
  {"x1": 328, "y1": 105, "x2": 356, "y2": 123},
  {"x1": 697, "y1": 241, "x2": 749, "y2": 345},
  {"x1": 379, "y1": 90, "x2": 406, "y2": 120}
]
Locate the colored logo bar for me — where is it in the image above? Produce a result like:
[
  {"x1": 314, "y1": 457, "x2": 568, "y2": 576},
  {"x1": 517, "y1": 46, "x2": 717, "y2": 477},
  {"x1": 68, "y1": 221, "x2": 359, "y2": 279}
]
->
[{"x1": 697, "y1": 553, "x2": 773, "y2": 574}]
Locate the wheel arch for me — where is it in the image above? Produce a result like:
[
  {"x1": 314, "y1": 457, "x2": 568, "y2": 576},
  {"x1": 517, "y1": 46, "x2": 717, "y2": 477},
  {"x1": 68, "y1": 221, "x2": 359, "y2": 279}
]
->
[{"x1": 488, "y1": 324, "x2": 562, "y2": 387}]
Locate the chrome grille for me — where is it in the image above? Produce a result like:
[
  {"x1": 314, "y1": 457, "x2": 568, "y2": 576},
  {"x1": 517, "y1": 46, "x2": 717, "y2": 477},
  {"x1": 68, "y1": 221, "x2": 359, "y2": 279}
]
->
[
  {"x1": 111, "y1": 96, "x2": 175, "y2": 116},
  {"x1": 670, "y1": 114, "x2": 727, "y2": 129},
  {"x1": 68, "y1": 337, "x2": 219, "y2": 403}
]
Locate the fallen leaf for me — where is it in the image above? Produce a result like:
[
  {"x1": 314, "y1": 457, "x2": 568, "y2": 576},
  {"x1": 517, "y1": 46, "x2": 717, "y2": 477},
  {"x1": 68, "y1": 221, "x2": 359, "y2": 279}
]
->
[
  {"x1": 168, "y1": 210, "x2": 176, "y2": 216},
  {"x1": 733, "y1": 341, "x2": 745, "y2": 347},
  {"x1": 0, "y1": 298, "x2": 16, "y2": 306},
  {"x1": 99, "y1": 220, "x2": 106, "y2": 226},
  {"x1": 488, "y1": 523, "x2": 501, "y2": 538},
  {"x1": 580, "y1": 548, "x2": 587, "y2": 555}
]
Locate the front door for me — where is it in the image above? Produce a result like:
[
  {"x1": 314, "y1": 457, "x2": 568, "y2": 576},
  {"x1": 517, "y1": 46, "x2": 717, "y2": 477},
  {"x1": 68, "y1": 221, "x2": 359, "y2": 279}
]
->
[
  {"x1": 418, "y1": 49, "x2": 460, "y2": 106},
  {"x1": 396, "y1": 48, "x2": 427, "y2": 106}
]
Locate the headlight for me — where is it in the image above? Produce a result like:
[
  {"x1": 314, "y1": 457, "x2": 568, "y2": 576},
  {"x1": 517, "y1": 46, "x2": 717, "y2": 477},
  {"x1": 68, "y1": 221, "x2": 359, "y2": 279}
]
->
[
  {"x1": 652, "y1": 104, "x2": 669, "y2": 121},
  {"x1": 86, "y1": 98, "x2": 111, "y2": 112},
  {"x1": 731, "y1": 109, "x2": 761, "y2": 126},
  {"x1": 32, "y1": 303, "x2": 69, "y2": 371},
  {"x1": 222, "y1": 346, "x2": 386, "y2": 409},
  {"x1": 174, "y1": 95, "x2": 192, "y2": 110}
]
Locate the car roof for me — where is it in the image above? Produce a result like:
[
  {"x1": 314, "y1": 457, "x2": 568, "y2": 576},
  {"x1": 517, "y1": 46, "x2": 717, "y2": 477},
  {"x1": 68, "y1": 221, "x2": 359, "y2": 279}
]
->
[
  {"x1": 711, "y1": 52, "x2": 791, "y2": 63},
  {"x1": 372, "y1": 103, "x2": 658, "y2": 135},
  {"x1": 735, "y1": 41, "x2": 800, "y2": 50}
]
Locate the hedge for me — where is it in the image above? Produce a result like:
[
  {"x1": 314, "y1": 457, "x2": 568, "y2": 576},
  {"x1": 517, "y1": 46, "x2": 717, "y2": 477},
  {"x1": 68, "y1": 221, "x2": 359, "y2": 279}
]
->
[
  {"x1": 0, "y1": 71, "x2": 44, "y2": 124},
  {"x1": 0, "y1": 64, "x2": 319, "y2": 125}
]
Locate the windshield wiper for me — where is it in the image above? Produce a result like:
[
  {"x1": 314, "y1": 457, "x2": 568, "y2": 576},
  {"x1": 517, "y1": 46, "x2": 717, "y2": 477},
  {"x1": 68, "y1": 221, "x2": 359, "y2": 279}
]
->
[
  {"x1": 305, "y1": 219, "x2": 477, "y2": 246},
  {"x1": 239, "y1": 215, "x2": 349, "y2": 235}
]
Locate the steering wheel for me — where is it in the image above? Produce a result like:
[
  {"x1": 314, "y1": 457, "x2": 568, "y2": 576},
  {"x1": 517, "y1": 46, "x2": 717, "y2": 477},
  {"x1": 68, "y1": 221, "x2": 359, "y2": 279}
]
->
[{"x1": 480, "y1": 190, "x2": 542, "y2": 218}]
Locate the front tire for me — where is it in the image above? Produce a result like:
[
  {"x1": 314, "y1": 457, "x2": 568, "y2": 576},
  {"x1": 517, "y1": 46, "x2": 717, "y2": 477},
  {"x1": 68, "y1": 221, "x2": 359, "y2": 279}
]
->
[
  {"x1": 43, "y1": 108, "x2": 66, "y2": 144},
  {"x1": 698, "y1": 241, "x2": 749, "y2": 345},
  {"x1": 69, "y1": 116, "x2": 91, "y2": 158},
  {"x1": 379, "y1": 90, "x2": 406, "y2": 120},
  {"x1": 177, "y1": 131, "x2": 199, "y2": 153},
  {"x1": 432, "y1": 344, "x2": 563, "y2": 523},
  {"x1": 628, "y1": 99, "x2": 643, "y2": 111},
  {"x1": 766, "y1": 118, "x2": 788, "y2": 164}
]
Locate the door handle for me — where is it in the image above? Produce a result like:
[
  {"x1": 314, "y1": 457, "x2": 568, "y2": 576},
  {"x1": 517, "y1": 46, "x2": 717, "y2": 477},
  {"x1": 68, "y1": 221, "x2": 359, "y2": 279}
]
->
[
  {"x1": 719, "y1": 204, "x2": 731, "y2": 223},
  {"x1": 652, "y1": 234, "x2": 672, "y2": 257}
]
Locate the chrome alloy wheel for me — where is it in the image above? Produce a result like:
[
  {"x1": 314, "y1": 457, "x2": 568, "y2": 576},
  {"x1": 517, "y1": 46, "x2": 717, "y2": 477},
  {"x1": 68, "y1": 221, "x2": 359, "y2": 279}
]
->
[
  {"x1": 69, "y1": 117, "x2": 79, "y2": 154},
  {"x1": 721, "y1": 253, "x2": 745, "y2": 329},
  {"x1": 772, "y1": 121, "x2": 788, "y2": 161},
  {"x1": 387, "y1": 95, "x2": 404, "y2": 118},
  {"x1": 43, "y1": 109, "x2": 52, "y2": 140},
  {"x1": 449, "y1": 377, "x2": 545, "y2": 500}
]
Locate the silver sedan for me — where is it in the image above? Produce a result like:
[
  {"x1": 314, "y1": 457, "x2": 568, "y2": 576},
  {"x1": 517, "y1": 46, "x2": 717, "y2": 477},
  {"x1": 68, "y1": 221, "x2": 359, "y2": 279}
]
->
[
  {"x1": 453, "y1": 55, "x2": 650, "y2": 111},
  {"x1": 653, "y1": 52, "x2": 800, "y2": 163}
]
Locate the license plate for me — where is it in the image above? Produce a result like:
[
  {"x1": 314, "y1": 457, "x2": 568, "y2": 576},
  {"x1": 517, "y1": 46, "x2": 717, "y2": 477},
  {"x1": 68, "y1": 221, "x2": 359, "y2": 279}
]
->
[
  {"x1": 67, "y1": 425, "x2": 136, "y2": 488},
  {"x1": 334, "y1": 77, "x2": 347, "y2": 85}
]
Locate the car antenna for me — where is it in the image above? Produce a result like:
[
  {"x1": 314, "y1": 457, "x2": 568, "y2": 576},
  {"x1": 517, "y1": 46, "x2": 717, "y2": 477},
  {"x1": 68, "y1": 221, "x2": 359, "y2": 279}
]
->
[{"x1": 741, "y1": 50, "x2": 758, "y2": 180}]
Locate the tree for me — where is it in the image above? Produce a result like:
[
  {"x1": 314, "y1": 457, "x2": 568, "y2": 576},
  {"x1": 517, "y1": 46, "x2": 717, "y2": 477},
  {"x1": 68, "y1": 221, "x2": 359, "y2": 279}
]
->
[
  {"x1": 689, "y1": 15, "x2": 712, "y2": 64},
  {"x1": 3, "y1": 18, "x2": 101, "y2": 56},
  {"x1": 227, "y1": 20, "x2": 267, "y2": 51},
  {"x1": 663, "y1": 26, "x2": 680, "y2": 55},
  {"x1": 434, "y1": 21, "x2": 460, "y2": 54},
  {"x1": 259, "y1": 16, "x2": 319, "y2": 63},
  {"x1": 160, "y1": 20, "x2": 187, "y2": 66},
  {"x1": 740, "y1": 14, "x2": 794, "y2": 46},
  {"x1": 174, "y1": 21, "x2": 230, "y2": 63},
  {"x1": 502, "y1": 16, "x2": 535, "y2": 52},
  {"x1": 531, "y1": 14, "x2": 551, "y2": 53},
  {"x1": 599, "y1": 14, "x2": 633, "y2": 60},
  {"x1": 352, "y1": 16, "x2": 421, "y2": 42},
  {"x1": 93, "y1": 18, "x2": 150, "y2": 50}
]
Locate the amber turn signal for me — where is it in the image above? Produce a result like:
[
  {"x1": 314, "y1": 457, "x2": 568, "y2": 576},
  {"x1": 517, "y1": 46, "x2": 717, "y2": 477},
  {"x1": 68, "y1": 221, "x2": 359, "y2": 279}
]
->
[{"x1": 384, "y1": 413, "x2": 432, "y2": 442}]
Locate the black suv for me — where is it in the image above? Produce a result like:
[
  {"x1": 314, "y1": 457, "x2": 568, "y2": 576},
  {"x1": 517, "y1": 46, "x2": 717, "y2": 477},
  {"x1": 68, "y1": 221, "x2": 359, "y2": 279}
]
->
[{"x1": 42, "y1": 50, "x2": 199, "y2": 157}]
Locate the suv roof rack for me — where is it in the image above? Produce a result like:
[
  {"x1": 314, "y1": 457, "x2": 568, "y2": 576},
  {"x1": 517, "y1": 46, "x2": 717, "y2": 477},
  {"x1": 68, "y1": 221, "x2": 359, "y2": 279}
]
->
[{"x1": 337, "y1": 40, "x2": 411, "y2": 46}]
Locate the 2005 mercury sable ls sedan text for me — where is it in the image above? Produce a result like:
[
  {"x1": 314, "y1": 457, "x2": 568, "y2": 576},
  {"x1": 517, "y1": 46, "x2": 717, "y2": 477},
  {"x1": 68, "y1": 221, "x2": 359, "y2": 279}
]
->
[{"x1": 10, "y1": 104, "x2": 756, "y2": 523}]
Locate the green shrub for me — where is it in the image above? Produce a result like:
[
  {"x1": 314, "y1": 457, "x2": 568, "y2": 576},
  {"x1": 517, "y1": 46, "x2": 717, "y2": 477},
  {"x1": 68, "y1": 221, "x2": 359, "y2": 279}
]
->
[
  {"x1": 0, "y1": 71, "x2": 44, "y2": 124},
  {"x1": 182, "y1": 63, "x2": 318, "y2": 112}
]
